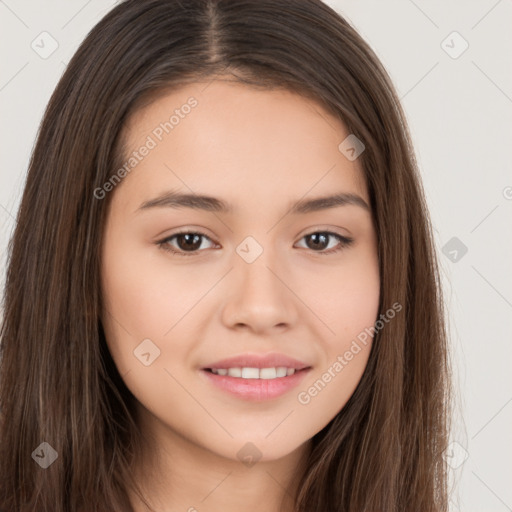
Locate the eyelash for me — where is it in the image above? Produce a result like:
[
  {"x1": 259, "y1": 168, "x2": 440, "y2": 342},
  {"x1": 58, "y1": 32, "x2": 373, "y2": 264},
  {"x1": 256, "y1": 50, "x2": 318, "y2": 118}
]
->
[{"x1": 157, "y1": 229, "x2": 354, "y2": 257}]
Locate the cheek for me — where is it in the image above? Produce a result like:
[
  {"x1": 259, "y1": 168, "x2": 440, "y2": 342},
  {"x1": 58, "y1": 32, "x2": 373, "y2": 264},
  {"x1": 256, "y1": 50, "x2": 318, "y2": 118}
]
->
[
  {"x1": 293, "y1": 250, "x2": 380, "y2": 425},
  {"x1": 326, "y1": 271, "x2": 380, "y2": 340},
  {"x1": 305, "y1": 249, "x2": 380, "y2": 342},
  {"x1": 100, "y1": 232, "x2": 220, "y2": 384},
  {"x1": 101, "y1": 235, "x2": 209, "y2": 341},
  {"x1": 100, "y1": 232, "x2": 171, "y2": 374}
]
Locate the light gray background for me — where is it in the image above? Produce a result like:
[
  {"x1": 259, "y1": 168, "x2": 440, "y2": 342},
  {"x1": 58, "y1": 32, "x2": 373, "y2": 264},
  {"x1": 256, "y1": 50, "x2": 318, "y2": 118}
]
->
[{"x1": 1, "y1": 1, "x2": 511, "y2": 510}]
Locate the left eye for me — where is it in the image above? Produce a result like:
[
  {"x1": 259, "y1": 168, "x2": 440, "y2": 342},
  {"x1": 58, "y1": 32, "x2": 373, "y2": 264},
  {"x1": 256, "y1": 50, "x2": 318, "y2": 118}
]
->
[
  {"x1": 295, "y1": 231, "x2": 353, "y2": 254},
  {"x1": 157, "y1": 230, "x2": 353, "y2": 256}
]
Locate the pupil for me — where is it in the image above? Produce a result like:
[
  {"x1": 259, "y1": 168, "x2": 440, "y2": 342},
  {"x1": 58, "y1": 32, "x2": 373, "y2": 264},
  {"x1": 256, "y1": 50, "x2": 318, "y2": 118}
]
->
[{"x1": 178, "y1": 233, "x2": 201, "y2": 251}]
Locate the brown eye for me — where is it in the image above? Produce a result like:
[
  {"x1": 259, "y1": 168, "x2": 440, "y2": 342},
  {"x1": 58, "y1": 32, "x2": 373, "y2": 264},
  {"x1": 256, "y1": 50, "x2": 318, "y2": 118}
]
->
[
  {"x1": 158, "y1": 231, "x2": 215, "y2": 256},
  {"x1": 175, "y1": 233, "x2": 203, "y2": 251},
  {"x1": 296, "y1": 231, "x2": 354, "y2": 254},
  {"x1": 305, "y1": 232, "x2": 330, "y2": 250}
]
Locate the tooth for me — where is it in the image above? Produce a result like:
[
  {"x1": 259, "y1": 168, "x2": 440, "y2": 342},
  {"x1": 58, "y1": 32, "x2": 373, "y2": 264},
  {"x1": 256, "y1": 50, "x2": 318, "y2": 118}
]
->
[
  {"x1": 260, "y1": 367, "x2": 277, "y2": 379},
  {"x1": 276, "y1": 367, "x2": 288, "y2": 378},
  {"x1": 241, "y1": 367, "x2": 260, "y2": 379},
  {"x1": 227, "y1": 367, "x2": 242, "y2": 377},
  {"x1": 214, "y1": 367, "x2": 297, "y2": 379}
]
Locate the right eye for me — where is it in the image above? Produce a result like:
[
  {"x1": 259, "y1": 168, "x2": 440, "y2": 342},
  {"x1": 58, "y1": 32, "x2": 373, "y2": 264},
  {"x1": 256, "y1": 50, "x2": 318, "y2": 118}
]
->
[{"x1": 157, "y1": 231, "x2": 217, "y2": 256}]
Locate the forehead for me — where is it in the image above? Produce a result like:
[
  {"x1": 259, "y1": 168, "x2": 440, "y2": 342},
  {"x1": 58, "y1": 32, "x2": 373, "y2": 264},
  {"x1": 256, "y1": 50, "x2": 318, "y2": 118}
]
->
[{"x1": 117, "y1": 80, "x2": 368, "y2": 209}]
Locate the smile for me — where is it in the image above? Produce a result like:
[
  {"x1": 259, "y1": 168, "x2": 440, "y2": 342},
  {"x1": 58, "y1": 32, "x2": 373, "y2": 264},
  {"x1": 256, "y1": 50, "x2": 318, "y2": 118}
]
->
[{"x1": 201, "y1": 367, "x2": 311, "y2": 401}]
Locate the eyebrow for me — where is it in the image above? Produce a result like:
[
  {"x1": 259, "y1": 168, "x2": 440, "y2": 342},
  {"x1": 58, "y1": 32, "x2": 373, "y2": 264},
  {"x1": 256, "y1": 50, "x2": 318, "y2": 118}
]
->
[{"x1": 136, "y1": 190, "x2": 370, "y2": 214}]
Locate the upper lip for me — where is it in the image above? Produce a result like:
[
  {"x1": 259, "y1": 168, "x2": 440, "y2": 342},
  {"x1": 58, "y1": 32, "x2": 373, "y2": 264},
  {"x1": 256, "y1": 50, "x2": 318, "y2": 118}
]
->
[{"x1": 202, "y1": 352, "x2": 311, "y2": 371}]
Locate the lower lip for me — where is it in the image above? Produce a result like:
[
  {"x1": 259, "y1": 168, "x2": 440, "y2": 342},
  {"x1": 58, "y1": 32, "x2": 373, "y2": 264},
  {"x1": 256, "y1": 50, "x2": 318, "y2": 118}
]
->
[{"x1": 201, "y1": 368, "x2": 311, "y2": 401}]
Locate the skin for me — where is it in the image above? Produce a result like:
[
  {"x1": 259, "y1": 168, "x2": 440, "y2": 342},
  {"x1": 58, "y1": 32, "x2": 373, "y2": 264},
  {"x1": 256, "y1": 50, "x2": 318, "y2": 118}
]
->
[{"x1": 100, "y1": 79, "x2": 380, "y2": 512}]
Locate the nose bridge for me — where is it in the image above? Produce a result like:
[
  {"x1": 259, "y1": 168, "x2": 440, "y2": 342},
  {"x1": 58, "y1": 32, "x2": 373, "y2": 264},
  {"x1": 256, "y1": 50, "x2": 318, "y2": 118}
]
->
[
  {"x1": 221, "y1": 236, "x2": 298, "y2": 331},
  {"x1": 237, "y1": 238, "x2": 286, "y2": 302},
  {"x1": 239, "y1": 252, "x2": 281, "y2": 298}
]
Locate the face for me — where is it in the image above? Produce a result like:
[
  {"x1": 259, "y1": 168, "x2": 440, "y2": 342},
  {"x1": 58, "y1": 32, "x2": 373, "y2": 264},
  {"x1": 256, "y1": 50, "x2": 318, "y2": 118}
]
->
[{"x1": 100, "y1": 79, "x2": 380, "y2": 465}]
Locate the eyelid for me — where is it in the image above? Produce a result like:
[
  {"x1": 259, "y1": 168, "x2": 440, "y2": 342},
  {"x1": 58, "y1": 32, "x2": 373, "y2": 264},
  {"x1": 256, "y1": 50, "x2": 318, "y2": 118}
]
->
[{"x1": 295, "y1": 224, "x2": 353, "y2": 241}]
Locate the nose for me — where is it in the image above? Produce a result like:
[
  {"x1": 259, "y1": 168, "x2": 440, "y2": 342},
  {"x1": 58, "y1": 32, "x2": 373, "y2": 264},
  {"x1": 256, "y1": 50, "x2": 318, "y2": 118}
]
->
[{"x1": 220, "y1": 250, "x2": 299, "y2": 334}]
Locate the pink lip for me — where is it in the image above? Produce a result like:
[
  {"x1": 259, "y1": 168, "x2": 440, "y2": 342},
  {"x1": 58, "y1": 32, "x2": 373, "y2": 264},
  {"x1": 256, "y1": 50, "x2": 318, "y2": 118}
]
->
[
  {"x1": 200, "y1": 367, "x2": 312, "y2": 401},
  {"x1": 202, "y1": 352, "x2": 310, "y2": 370}
]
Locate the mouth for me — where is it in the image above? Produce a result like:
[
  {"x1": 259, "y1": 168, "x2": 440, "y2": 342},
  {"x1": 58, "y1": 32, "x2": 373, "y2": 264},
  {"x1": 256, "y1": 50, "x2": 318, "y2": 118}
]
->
[{"x1": 200, "y1": 366, "x2": 312, "y2": 401}]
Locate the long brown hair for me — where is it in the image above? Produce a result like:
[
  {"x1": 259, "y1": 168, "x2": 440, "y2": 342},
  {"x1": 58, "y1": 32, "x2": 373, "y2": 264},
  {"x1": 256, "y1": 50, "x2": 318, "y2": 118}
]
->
[{"x1": 0, "y1": 1, "x2": 451, "y2": 510}]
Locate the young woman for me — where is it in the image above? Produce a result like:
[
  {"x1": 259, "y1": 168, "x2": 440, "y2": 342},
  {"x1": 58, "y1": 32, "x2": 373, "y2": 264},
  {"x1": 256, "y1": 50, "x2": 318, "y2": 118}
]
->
[{"x1": 0, "y1": 1, "x2": 451, "y2": 511}]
